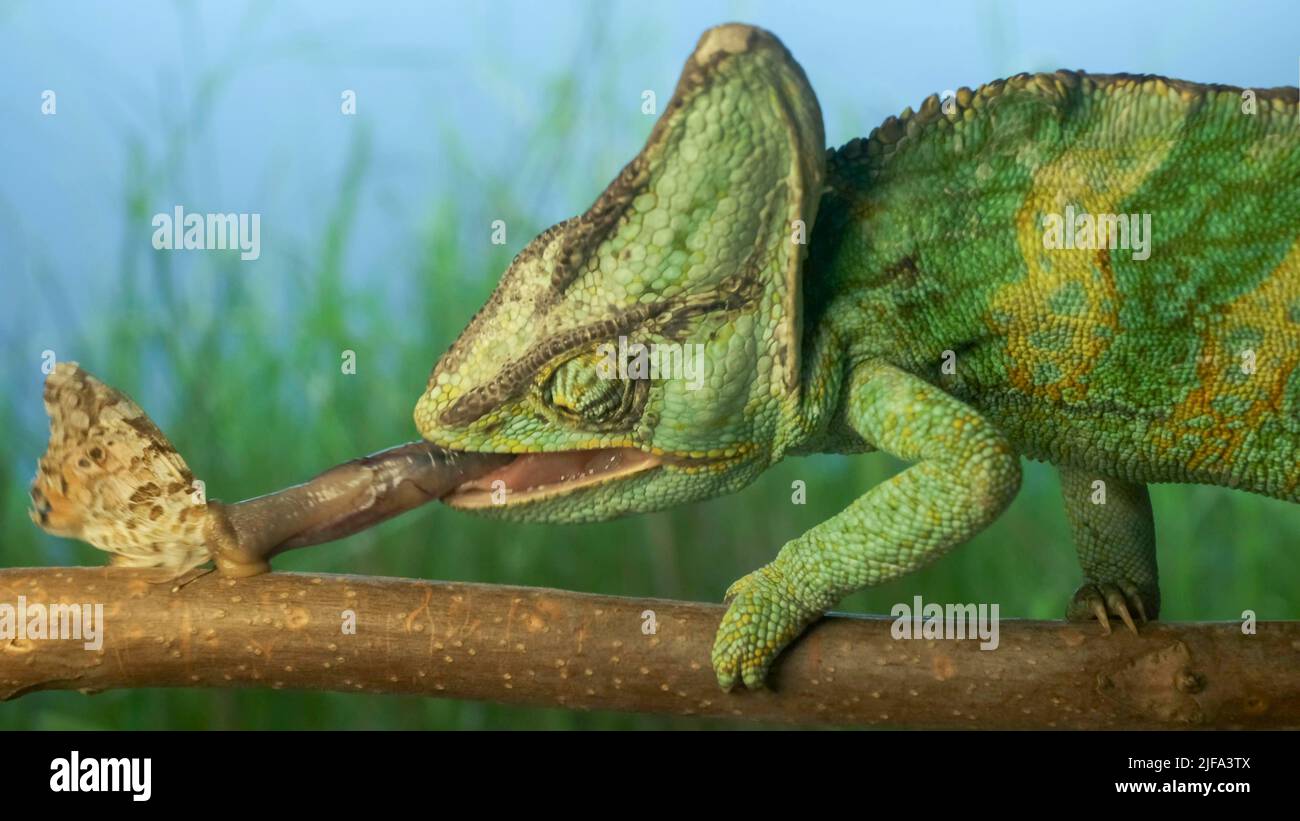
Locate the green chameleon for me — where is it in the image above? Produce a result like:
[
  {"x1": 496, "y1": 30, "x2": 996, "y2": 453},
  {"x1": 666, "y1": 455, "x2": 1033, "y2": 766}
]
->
[
  {"x1": 31, "y1": 23, "x2": 1300, "y2": 692},
  {"x1": 414, "y1": 23, "x2": 1300, "y2": 691}
]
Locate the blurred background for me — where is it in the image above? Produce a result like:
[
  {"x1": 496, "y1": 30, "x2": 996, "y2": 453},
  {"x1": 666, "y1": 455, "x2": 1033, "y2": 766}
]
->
[{"x1": 2, "y1": 0, "x2": 1298, "y2": 729}]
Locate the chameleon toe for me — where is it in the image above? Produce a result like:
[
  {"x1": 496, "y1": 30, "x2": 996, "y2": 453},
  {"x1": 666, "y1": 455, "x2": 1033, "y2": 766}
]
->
[
  {"x1": 1102, "y1": 584, "x2": 1139, "y2": 635},
  {"x1": 1120, "y1": 580, "x2": 1150, "y2": 623},
  {"x1": 1068, "y1": 581, "x2": 1157, "y2": 635},
  {"x1": 711, "y1": 564, "x2": 820, "y2": 691}
]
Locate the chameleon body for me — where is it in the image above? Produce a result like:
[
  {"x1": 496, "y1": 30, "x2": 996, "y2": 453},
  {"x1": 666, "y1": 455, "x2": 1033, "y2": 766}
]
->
[
  {"x1": 30, "y1": 23, "x2": 1300, "y2": 692},
  {"x1": 415, "y1": 23, "x2": 1300, "y2": 690}
]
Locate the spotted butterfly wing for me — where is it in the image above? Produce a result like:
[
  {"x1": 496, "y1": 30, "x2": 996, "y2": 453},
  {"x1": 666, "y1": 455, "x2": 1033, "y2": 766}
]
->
[{"x1": 29, "y1": 362, "x2": 211, "y2": 573}]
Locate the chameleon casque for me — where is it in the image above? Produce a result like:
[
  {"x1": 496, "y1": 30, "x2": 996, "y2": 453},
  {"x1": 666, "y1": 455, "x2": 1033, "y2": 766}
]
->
[{"x1": 29, "y1": 23, "x2": 1300, "y2": 692}]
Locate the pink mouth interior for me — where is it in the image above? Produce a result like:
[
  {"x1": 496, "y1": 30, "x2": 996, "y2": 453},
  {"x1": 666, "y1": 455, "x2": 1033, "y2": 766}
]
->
[{"x1": 447, "y1": 447, "x2": 661, "y2": 506}]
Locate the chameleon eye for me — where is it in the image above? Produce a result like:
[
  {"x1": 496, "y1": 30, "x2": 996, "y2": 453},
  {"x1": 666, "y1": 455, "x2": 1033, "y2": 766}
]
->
[
  {"x1": 542, "y1": 350, "x2": 647, "y2": 429},
  {"x1": 545, "y1": 354, "x2": 626, "y2": 420}
]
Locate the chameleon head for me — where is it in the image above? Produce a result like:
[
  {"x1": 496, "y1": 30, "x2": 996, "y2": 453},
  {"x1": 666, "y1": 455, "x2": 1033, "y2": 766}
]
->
[{"x1": 414, "y1": 24, "x2": 827, "y2": 522}]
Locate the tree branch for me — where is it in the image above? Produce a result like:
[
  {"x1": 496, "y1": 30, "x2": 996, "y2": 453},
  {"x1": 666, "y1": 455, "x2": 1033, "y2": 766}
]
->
[{"x1": 0, "y1": 567, "x2": 1294, "y2": 728}]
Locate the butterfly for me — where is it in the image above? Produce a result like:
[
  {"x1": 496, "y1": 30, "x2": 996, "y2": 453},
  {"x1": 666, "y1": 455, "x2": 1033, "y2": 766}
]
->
[{"x1": 29, "y1": 362, "x2": 212, "y2": 574}]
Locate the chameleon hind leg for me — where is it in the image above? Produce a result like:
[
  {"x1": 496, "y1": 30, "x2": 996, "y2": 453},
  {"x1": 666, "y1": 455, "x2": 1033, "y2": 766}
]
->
[
  {"x1": 1058, "y1": 467, "x2": 1160, "y2": 634},
  {"x1": 711, "y1": 361, "x2": 1022, "y2": 690}
]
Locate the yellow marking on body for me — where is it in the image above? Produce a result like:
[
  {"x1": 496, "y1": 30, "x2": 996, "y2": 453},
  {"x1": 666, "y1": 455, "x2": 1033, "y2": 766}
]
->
[
  {"x1": 1160, "y1": 236, "x2": 1300, "y2": 483},
  {"x1": 990, "y1": 90, "x2": 1187, "y2": 401}
]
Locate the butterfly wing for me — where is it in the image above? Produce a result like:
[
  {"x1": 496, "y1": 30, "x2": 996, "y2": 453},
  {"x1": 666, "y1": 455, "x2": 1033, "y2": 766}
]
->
[{"x1": 29, "y1": 362, "x2": 212, "y2": 573}]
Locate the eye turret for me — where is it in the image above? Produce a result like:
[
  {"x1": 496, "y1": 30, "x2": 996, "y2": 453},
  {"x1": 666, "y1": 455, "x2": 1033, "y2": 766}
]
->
[{"x1": 542, "y1": 349, "x2": 647, "y2": 430}]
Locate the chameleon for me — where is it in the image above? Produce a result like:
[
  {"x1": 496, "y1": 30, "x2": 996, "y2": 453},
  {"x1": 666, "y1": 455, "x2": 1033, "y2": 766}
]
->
[{"x1": 30, "y1": 23, "x2": 1300, "y2": 692}]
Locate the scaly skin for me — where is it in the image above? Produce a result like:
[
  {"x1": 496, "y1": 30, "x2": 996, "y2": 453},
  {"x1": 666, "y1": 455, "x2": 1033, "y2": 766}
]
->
[{"x1": 413, "y1": 23, "x2": 1300, "y2": 690}]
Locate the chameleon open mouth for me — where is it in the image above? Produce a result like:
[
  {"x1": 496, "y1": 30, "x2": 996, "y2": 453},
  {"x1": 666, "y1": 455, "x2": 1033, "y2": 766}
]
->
[{"x1": 442, "y1": 447, "x2": 663, "y2": 509}]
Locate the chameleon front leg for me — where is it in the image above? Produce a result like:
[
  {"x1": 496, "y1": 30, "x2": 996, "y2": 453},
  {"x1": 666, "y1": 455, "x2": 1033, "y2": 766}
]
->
[
  {"x1": 1058, "y1": 466, "x2": 1160, "y2": 634},
  {"x1": 711, "y1": 361, "x2": 1022, "y2": 690}
]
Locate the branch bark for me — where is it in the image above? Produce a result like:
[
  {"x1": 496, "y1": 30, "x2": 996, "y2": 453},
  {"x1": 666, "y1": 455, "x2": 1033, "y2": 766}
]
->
[{"x1": 0, "y1": 567, "x2": 1294, "y2": 728}]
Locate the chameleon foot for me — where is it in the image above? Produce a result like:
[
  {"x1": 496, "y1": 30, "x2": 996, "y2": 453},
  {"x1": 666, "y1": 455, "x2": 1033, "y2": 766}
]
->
[
  {"x1": 711, "y1": 563, "x2": 820, "y2": 691},
  {"x1": 1066, "y1": 580, "x2": 1159, "y2": 635}
]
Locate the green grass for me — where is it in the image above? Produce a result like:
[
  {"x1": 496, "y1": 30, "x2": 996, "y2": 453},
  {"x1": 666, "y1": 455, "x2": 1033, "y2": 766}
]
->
[{"x1": 3, "y1": 15, "x2": 1298, "y2": 730}]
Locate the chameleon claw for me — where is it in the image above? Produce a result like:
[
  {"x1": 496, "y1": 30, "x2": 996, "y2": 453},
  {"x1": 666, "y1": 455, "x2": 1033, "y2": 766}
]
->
[
  {"x1": 1090, "y1": 596, "x2": 1112, "y2": 635},
  {"x1": 1068, "y1": 581, "x2": 1159, "y2": 635},
  {"x1": 1101, "y1": 584, "x2": 1139, "y2": 635},
  {"x1": 1120, "y1": 609, "x2": 1139, "y2": 635},
  {"x1": 722, "y1": 574, "x2": 754, "y2": 604},
  {"x1": 1119, "y1": 580, "x2": 1149, "y2": 623}
]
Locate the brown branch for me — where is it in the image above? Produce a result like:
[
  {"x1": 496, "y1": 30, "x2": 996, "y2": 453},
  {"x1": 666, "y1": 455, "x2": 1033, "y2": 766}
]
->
[{"x1": 0, "y1": 567, "x2": 1295, "y2": 728}]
